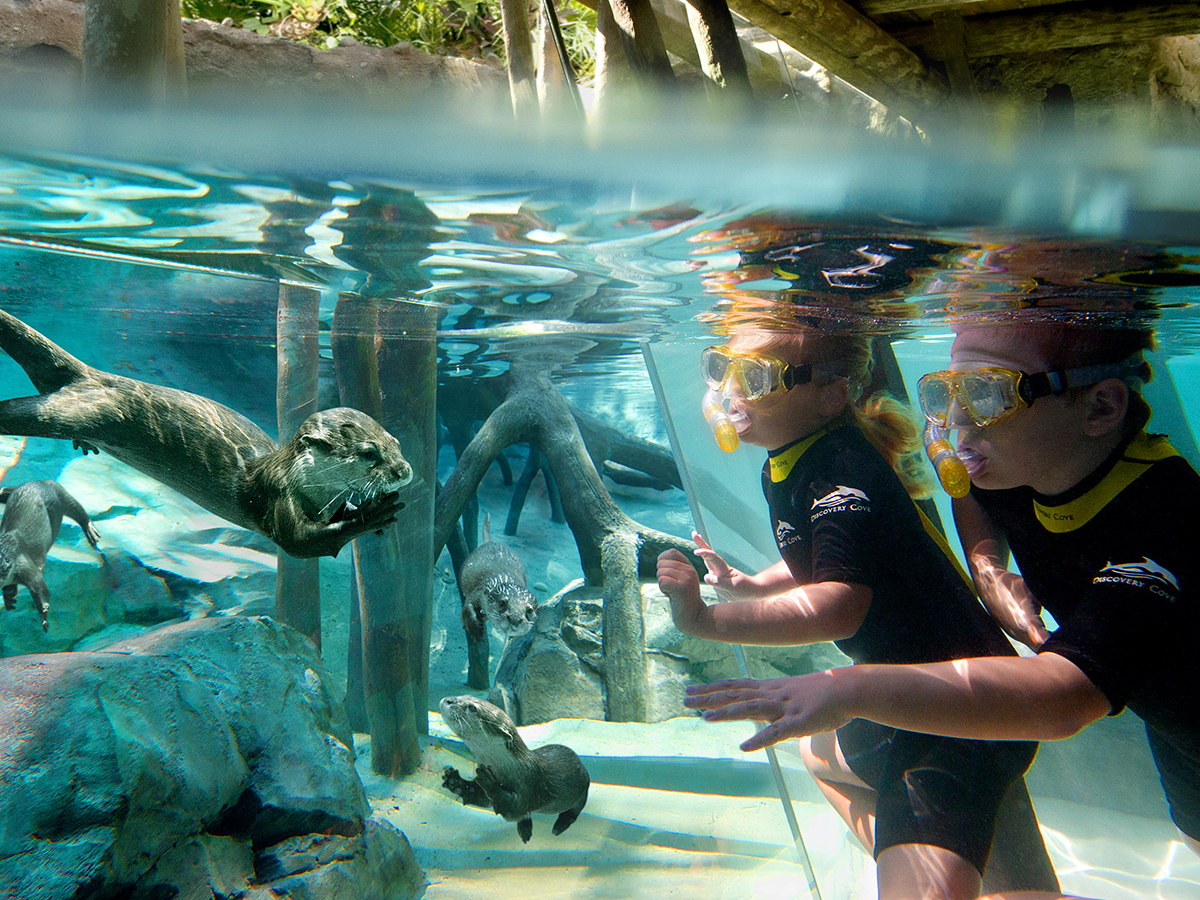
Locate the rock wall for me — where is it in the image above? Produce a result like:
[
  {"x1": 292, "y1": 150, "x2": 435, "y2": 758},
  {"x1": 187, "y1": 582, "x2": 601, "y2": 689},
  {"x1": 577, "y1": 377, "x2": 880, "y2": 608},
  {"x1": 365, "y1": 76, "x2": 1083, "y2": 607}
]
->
[
  {"x1": 0, "y1": 615, "x2": 427, "y2": 899},
  {"x1": 971, "y1": 36, "x2": 1200, "y2": 138},
  {"x1": 0, "y1": 0, "x2": 507, "y2": 102}
]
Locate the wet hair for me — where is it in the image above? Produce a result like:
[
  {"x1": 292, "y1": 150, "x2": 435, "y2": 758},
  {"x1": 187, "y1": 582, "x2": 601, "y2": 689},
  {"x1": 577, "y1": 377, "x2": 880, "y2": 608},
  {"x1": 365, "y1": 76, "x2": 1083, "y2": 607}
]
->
[
  {"x1": 730, "y1": 324, "x2": 934, "y2": 500},
  {"x1": 1034, "y1": 325, "x2": 1155, "y2": 426}
]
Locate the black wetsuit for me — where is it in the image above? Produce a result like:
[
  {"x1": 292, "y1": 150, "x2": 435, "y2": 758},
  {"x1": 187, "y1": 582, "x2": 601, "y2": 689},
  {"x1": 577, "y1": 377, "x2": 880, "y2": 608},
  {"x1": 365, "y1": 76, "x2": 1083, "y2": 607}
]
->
[
  {"x1": 765, "y1": 424, "x2": 1037, "y2": 871},
  {"x1": 973, "y1": 430, "x2": 1200, "y2": 838}
]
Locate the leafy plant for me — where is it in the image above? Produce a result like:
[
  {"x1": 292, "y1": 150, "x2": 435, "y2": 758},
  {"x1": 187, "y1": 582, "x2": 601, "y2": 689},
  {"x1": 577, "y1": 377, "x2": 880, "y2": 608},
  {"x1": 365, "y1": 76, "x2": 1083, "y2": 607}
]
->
[{"x1": 181, "y1": 0, "x2": 597, "y2": 80}]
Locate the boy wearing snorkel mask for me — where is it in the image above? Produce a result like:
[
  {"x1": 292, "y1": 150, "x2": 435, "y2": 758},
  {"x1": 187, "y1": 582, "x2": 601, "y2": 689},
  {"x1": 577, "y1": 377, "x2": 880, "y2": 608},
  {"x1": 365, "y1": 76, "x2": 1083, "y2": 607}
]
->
[
  {"x1": 658, "y1": 323, "x2": 1056, "y2": 900},
  {"x1": 685, "y1": 323, "x2": 1199, "y2": 899}
]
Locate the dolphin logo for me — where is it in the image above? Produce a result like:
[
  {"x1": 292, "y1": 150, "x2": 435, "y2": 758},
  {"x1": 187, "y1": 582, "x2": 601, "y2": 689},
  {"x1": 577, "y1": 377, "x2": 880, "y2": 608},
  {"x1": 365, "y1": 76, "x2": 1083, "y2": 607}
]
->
[
  {"x1": 1098, "y1": 557, "x2": 1179, "y2": 591},
  {"x1": 812, "y1": 486, "x2": 870, "y2": 510},
  {"x1": 775, "y1": 520, "x2": 795, "y2": 541}
]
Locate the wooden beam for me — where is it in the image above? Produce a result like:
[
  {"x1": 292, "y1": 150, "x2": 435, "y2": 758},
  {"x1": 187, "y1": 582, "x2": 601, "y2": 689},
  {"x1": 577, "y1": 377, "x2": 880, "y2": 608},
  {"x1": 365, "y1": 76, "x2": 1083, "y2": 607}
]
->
[
  {"x1": 725, "y1": 0, "x2": 949, "y2": 117},
  {"x1": 896, "y1": 1, "x2": 1200, "y2": 59},
  {"x1": 858, "y1": 0, "x2": 1059, "y2": 16}
]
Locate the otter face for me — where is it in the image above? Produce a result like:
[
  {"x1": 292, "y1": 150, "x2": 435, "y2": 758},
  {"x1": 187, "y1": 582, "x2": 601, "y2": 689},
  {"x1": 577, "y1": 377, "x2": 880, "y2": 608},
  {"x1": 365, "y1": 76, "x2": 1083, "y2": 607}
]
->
[
  {"x1": 481, "y1": 576, "x2": 538, "y2": 638},
  {"x1": 291, "y1": 408, "x2": 413, "y2": 522}
]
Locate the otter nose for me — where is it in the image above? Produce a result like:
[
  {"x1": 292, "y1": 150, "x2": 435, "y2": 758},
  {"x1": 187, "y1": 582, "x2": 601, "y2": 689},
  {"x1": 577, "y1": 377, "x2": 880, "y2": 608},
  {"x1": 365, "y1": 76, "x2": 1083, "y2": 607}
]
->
[{"x1": 395, "y1": 460, "x2": 414, "y2": 486}]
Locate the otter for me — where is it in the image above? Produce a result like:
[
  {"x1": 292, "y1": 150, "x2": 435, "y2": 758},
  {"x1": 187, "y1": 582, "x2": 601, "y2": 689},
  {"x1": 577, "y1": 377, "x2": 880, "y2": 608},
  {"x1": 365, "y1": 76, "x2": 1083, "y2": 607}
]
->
[
  {"x1": 459, "y1": 515, "x2": 537, "y2": 643},
  {"x1": 439, "y1": 694, "x2": 589, "y2": 842},
  {"x1": 0, "y1": 479, "x2": 101, "y2": 632},
  {"x1": 0, "y1": 309, "x2": 411, "y2": 559}
]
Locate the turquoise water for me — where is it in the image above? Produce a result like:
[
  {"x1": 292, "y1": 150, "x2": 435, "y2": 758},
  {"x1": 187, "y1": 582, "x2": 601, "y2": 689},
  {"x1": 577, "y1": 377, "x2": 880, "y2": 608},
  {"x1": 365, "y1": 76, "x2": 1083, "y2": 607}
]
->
[{"x1": 2, "y1": 104, "x2": 1200, "y2": 899}]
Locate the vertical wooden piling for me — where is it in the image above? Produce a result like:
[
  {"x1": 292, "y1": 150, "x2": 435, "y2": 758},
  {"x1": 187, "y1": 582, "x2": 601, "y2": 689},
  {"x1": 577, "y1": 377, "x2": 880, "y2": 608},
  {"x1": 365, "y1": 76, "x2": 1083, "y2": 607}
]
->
[
  {"x1": 275, "y1": 283, "x2": 323, "y2": 649},
  {"x1": 82, "y1": 0, "x2": 187, "y2": 103},
  {"x1": 683, "y1": 0, "x2": 753, "y2": 101},
  {"x1": 377, "y1": 299, "x2": 439, "y2": 741},
  {"x1": 500, "y1": 0, "x2": 540, "y2": 120},
  {"x1": 332, "y1": 292, "x2": 436, "y2": 777}
]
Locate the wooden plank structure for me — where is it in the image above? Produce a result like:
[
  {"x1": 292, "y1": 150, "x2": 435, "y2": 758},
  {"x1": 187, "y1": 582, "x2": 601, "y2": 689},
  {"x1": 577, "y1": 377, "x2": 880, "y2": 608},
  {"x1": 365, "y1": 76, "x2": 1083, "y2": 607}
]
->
[{"x1": 572, "y1": 0, "x2": 1200, "y2": 127}]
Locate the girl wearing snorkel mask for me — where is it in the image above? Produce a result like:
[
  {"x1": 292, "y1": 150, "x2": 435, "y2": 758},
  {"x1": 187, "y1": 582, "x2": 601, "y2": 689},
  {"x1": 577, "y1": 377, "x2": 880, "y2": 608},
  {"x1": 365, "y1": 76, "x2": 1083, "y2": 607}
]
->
[{"x1": 658, "y1": 322, "x2": 1055, "y2": 900}]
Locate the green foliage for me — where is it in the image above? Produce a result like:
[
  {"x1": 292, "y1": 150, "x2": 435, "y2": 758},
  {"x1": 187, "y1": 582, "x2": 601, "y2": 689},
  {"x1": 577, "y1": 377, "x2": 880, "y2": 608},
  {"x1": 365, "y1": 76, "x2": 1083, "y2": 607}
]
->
[{"x1": 181, "y1": 0, "x2": 597, "y2": 79}]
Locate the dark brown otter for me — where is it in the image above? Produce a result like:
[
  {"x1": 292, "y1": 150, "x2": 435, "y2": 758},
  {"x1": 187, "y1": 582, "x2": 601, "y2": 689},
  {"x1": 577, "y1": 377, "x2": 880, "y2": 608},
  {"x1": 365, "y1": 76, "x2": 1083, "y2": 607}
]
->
[
  {"x1": 440, "y1": 694, "x2": 590, "y2": 843},
  {"x1": 0, "y1": 479, "x2": 100, "y2": 632},
  {"x1": 0, "y1": 309, "x2": 411, "y2": 559}
]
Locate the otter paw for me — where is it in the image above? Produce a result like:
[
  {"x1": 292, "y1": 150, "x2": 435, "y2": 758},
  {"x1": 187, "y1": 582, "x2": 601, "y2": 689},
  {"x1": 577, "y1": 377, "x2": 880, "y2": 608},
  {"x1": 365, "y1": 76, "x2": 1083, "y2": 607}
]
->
[
  {"x1": 517, "y1": 817, "x2": 533, "y2": 843},
  {"x1": 442, "y1": 766, "x2": 490, "y2": 808},
  {"x1": 552, "y1": 808, "x2": 582, "y2": 836},
  {"x1": 72, "y1": 439, "x2": 100, "y2": 456}
]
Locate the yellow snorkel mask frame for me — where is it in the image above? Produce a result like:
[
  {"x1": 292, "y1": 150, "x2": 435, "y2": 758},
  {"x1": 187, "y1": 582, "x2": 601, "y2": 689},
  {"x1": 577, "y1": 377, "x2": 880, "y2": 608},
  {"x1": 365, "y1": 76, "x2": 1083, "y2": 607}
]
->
[
  {"x1": 701, "y1": 345, "x2": 811, "y2": 401},
  {"x1": 918, "y1": 360, "x2": 1150, "y2": 429}
]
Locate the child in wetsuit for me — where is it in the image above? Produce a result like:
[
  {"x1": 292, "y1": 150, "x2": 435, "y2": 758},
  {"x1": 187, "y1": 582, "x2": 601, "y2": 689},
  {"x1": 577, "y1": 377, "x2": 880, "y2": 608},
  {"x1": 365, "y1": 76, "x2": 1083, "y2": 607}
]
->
[
  {"x1": 657, "y1": 323, "x2": 1050, "y2": 900},
  {"x1": 684, "y1": 323, "x2": 1200, "y2": 900}
]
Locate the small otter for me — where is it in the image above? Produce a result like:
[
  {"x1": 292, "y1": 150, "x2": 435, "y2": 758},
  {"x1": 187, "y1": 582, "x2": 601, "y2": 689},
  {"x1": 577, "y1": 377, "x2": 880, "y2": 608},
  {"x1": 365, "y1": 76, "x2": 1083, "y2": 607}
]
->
[
  {"x1": 460, "y1": 516, "x2": 537, "y2": 642},
  {"x1": 440, "y1": 694, "x2": 589, "y2": 843},
  {"x1": 0, "y1": 310, "x2": 411, "y2": 559},
  {"x1": 0, "y1": 479, "x2": 101, "y2": 632}
]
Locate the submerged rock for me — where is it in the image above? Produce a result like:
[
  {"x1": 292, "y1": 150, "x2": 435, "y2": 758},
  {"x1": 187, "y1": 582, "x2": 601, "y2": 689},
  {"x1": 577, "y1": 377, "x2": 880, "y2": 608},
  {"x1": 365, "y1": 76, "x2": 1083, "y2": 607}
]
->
[
  {"x1": 492, "y1": 581, "x2": 849, "y2": 725},
  {"x1": 0, "y1": 616, "x2": 424, "y2": 900}
]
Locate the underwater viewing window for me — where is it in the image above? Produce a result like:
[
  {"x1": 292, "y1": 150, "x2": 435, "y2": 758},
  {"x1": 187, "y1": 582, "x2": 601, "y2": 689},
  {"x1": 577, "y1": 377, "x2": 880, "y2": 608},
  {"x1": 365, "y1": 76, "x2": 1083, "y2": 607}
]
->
[{"x1": 1, "y1": 100, "x2": 1200, "y2": 899}]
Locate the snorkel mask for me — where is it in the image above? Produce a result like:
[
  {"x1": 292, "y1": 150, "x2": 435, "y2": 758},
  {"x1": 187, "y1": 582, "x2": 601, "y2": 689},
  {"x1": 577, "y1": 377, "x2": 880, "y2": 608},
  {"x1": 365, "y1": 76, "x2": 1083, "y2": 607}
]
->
[
  {"x1": 917, "y1": 356, "x2": 1151, "y2": 496},
  {"x1": 699, "y1": 345, "x2": 848, "y2": 452}
]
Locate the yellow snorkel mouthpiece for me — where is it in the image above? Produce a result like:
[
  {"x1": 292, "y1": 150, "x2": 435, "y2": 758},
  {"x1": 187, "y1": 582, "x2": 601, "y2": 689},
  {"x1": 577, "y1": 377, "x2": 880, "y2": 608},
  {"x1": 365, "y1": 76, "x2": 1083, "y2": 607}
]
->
[
  {"x1": 703, "y1": 388, "x2": 740, "y2": 452},
  {"x1": 924, "y1": 422, "x2": 971, "y2": 498}
]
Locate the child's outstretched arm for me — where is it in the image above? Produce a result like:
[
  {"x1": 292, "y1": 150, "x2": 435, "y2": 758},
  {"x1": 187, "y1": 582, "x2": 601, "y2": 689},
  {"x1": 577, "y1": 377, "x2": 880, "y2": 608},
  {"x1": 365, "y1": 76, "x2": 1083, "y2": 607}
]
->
[{"x1": 657, "y1": 547, "x2": 871, "y2": 646}]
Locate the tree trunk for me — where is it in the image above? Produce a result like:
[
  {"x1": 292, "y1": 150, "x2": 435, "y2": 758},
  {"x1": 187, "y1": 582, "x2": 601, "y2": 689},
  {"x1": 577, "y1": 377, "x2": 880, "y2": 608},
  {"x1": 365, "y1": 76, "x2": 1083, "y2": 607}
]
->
[
  {"x1": 274, "y1": 282, "x2": 322, "y2": 650},
  {"x1": 434, "y1": 359, "x2": 695, "y2": 721}
]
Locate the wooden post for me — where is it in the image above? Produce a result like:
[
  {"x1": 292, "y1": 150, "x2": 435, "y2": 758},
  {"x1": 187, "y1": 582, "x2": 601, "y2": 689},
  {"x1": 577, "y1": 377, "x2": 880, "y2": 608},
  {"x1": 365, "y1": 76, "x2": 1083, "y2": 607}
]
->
[
  {"x1": 605, "y1": 0, "x2": 678, "y2": 91},
  {"x1": 331, "y1": 293, "x2": 437, "y2": 777},
  {"x1": 500, "y1": 0, "x2": 539, "y2": 120},
  {"x1": 931, "y1": 9, "x2": 985, "y2": 133},
  {"x1": 592, "y1": 0, "x2": 678, "y2": 122},
  {"x1": 376, "y1": 299, "x2": 438, "y2": 742},
  {"x1": 274, "y1": 283, "x2": 323, "y2": 650},
  {"x1": 82, "y1": 0, "x2": 186, "y2": 103},
  {"x1": 683, "y1": 0, "x2": 753, "y2": 101}
]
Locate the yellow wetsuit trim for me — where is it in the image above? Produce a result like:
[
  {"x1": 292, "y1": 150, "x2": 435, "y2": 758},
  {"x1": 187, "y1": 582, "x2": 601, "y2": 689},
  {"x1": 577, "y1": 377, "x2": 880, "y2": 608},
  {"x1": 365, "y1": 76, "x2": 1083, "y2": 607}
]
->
[
  {"x1": 768, "y1": 428, "x2": 829, "y2": 483},
  {"x1": 1033, "y1": 431, "x2": 1179, "y2": 533},
  {"x1": 917, "y1": 506, "x2": 976, "y2": 590}
]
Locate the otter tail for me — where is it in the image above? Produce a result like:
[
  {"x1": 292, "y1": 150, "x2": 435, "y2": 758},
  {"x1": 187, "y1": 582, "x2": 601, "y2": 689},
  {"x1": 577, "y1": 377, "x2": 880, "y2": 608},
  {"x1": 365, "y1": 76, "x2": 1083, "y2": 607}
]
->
[{"x1": 0, "y1": 309, "x2": 90, "y2": 394}]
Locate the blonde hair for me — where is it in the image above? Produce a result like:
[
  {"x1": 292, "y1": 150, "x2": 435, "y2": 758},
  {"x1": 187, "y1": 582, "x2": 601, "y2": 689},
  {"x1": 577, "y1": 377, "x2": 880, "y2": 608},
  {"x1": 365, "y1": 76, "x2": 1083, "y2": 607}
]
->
[{"x1": 725, "y1": 318, "x2": 933, "y2": 500}]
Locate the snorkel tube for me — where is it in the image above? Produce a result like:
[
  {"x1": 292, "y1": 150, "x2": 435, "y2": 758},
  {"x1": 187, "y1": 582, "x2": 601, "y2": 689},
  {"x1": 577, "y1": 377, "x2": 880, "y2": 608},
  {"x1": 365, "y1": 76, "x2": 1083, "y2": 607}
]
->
[
  {"x1": 703, "y1": 387, "x2": 742, "y2": 452},
  {"x1": 923, "y1": 422, "x2": 971, "y2": 498}
]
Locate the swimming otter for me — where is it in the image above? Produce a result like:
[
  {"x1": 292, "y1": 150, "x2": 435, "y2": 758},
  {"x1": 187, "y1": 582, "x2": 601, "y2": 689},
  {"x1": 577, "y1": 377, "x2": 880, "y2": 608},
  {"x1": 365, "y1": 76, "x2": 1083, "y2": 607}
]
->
[
  {"x1": 440, "y1": 694, "x2": 589, "y2": 842},
  {"x1": 0, "y1": 479, "x2": 100, "y2": 632},
  {"x1": 0, "y1": 309, "x2": 411, "y2": 559},
  {"x1": 460, "y1": 516, "x2": 537, "y2": 642}
]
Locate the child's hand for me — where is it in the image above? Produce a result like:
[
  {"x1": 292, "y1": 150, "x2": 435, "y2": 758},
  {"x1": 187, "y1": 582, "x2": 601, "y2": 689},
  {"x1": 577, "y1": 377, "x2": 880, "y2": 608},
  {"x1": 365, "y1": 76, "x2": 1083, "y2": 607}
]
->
[
  {"x1": 657, "y1": 548, "x2": 706, "y2": 634},
  {"x1": 692, "y1": 532, "x2": 747, "y2": 600}
]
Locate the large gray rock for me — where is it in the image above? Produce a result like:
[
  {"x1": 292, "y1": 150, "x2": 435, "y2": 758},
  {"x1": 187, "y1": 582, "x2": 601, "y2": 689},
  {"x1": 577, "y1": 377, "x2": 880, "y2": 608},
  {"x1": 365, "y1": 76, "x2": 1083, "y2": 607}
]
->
[
  {"x1": 105, "y1": 616, "x2": 368, "y2": 847},
  {"x1": 0, "y1": 615, "x2": 393, "y2": 899}
]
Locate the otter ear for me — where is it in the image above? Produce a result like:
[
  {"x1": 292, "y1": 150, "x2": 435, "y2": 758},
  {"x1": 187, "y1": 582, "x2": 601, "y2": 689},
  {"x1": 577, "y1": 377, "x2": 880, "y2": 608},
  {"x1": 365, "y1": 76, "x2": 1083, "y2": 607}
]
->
[{"x1": 1082, "y1": 378, "x2": 1129, "y2": 437}]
